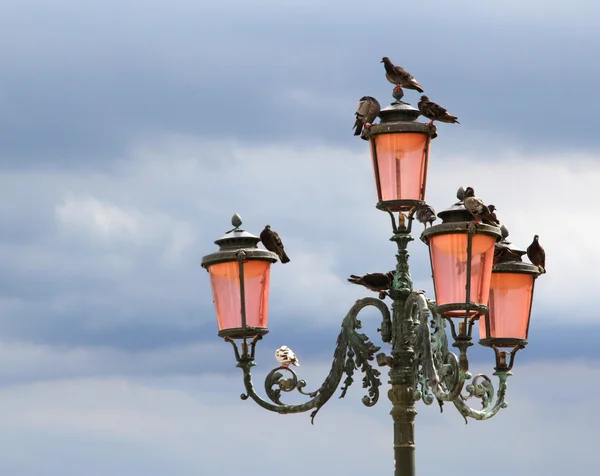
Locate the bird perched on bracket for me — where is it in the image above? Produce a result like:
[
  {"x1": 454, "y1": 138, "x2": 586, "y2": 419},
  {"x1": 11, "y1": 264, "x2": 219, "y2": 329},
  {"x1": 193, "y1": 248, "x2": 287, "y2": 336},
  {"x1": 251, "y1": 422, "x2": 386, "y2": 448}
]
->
[
  {"x1": 275, "y1": 346, "x2": 300, "y2": 367},
  {"x1": 353, "y1": 96, "x2": 381, "y2": 140},
  {"x1": 414, "y1": 203, "x2": 437, "y2": 229},
  {"x1": 260, "y1": 225, "x2": 290, "y2": 264},
  {"x1": 463, "y1": 187, "x2": 498, "y2": 225},
  {"x1": 381, "y1": 57, "x2": 424, "y2": 95},
  {"x1": 527, "y1": 235, "x2": 546, "y2": 273},
  {"x1": 418, "y1": 96, "x2": 459, "y2": 126},
  {"x1": 348, "y1": 271, "x2": 395, "y2": 299}
]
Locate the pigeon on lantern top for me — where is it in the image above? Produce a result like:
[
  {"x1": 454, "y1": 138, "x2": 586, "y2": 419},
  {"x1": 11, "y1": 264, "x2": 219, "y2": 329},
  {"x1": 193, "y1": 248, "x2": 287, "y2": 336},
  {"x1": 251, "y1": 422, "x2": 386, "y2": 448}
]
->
[
  {"x1": 260, "y1": 225, "x2": 290, "y2": 264},
  {"x1": 353, "y1": 96, "x2": 381, "y2": 140},
  {"x1": 414, "y1": 203, "x2": 437, "y2": 229},
  {"x1": 348, "y1": 271, "x2": 395, "y2": 299},
  {"x1": 381, "y1": 57, "x2": 424, "y2": 95},
  {"x1": 482, "y1": 204, "x2": 500, "y2": 226},
  {"x1": 527, "y1": 235, "x2": 546, "y2": 273},
  {"x1": 417, "y1": 96, "x2": 460, "y2": 126},
  {"x1": 463, "y1": 187, "x2": 498, "y2": 225},
  {"x1": 494, "y1": 245, "x2": 527, "y2": 264},
  {"x1": 275, "y1": 346, "x2": 300, "y2": 367}
]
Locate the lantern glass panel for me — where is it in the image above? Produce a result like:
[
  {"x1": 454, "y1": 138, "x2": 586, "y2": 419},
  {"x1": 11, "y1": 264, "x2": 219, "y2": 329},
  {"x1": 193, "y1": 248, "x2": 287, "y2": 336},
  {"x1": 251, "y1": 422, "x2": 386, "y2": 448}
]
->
[
  {"x1": 481, "y1": 272, "x2": 534, "y2": 340},
  {"x1": 429, "y1": 233, "x2": 496, "y2": 313},
  {"x1": 371, "y1": 132, "x2": 428, "y2": 202},
  {"x1": 208, "y1": 260, "x2": 271, "y2": 331}
]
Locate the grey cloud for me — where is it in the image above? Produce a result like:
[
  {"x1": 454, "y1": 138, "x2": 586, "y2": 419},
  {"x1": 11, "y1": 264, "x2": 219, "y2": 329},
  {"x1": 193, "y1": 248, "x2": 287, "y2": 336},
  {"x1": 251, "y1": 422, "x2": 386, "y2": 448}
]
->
[{"x1": 1, "y1": 0, "x2": 599, "y2": 171}]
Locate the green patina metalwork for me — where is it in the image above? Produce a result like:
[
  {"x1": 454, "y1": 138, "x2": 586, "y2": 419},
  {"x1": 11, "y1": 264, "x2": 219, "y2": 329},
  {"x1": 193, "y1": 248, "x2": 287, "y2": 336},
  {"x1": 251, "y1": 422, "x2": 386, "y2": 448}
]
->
[{"x1": 224, "y1": 217, "x2": 513, "y2": 476}]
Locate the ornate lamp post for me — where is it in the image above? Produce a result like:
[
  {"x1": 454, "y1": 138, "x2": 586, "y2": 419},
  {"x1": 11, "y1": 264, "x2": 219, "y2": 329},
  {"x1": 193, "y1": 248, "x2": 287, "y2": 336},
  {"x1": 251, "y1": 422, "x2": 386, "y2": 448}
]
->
[{"x1": 201, "y1": 92, "x2": 543, "y2": 476}]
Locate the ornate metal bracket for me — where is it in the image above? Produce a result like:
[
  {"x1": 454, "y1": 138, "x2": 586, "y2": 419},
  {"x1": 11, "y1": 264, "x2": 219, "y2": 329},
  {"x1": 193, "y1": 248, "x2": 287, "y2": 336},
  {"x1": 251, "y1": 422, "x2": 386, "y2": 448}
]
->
[
  {"x1": 226, "y1": 297, "x2": 391, "y2": 424},
  {"x1": 408, "y1": 291, "x2": 510, "y2": 423}
]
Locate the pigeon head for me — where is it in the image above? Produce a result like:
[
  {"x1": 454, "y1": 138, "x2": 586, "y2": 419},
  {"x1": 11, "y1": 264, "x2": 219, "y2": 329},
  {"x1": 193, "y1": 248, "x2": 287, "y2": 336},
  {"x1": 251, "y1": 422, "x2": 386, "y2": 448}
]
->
[
  {"x1": 488, "y1": 204, "x2": 496, "y2": 212},
  {"x1": 381, "y1": 56, "x2": 390, "y2": 64},
  {"x1": 265, "y1": 224, "x2": 271, "y2": 229},
  {"x1": 533, "y1": 234, "x2": 539, "y2": 241},
  {"x1": 420, "y1": 95, "x2": 429, "y2": 101},
  {"x1": 464, "y1": 187, "x2": 475, "y2": 198}
]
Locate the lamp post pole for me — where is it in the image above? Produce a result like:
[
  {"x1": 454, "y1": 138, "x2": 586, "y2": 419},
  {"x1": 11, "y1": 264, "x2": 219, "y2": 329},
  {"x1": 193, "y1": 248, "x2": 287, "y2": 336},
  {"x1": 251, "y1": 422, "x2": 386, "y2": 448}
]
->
[{"x1": 201, "y1": 90, "x2": 543, "y2": 476}]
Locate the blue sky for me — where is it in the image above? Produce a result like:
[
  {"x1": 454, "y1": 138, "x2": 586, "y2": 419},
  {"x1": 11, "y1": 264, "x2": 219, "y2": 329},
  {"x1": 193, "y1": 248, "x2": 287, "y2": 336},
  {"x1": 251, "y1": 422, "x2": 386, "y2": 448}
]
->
[{"x1": 1, "y1": 0, "x2": 598, "y2": 474}]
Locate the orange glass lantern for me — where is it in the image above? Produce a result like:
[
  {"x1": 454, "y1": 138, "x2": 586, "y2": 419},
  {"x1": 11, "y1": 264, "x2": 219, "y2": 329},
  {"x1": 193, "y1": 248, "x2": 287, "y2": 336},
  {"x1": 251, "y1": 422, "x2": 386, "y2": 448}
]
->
[
  {"x1": 480, "y1": 260, "x2": 541, "y2": 347},
  {"x1": 366, "y1": 97, "x2": 436, "y2": 212},
  {"x1": 421, "y1": 203, "x2": 501, "y2": 320},
  {"x1": 201, "y1": 214, "x2": 278, "y2": 339}
]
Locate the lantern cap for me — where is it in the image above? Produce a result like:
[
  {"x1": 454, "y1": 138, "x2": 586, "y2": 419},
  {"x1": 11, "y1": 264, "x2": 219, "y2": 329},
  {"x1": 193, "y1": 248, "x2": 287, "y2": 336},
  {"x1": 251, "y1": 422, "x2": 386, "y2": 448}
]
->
[
  {"x1": 364, "y1": 88, "x2": 437, "y2": 137},
  {"x1": 493, "y1": 260, "x2": 542, "y2": 276},
  {"x1": 201, "y1": 213, "x2": 278, "y2": 269}
]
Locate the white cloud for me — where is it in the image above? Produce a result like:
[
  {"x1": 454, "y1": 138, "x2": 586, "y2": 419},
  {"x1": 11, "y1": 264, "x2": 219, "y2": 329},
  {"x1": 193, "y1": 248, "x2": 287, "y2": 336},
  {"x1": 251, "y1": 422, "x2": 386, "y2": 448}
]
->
[{"x1": 0, "y1": 360, "x2": 594, "y2": 475}]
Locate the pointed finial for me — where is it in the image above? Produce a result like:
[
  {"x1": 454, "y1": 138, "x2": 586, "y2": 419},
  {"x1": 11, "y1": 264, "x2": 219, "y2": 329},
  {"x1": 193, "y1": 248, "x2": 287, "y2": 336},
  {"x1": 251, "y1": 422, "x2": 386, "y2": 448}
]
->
[{"x1": 456, "y1": 186, "x2": 466, "y2": 202}]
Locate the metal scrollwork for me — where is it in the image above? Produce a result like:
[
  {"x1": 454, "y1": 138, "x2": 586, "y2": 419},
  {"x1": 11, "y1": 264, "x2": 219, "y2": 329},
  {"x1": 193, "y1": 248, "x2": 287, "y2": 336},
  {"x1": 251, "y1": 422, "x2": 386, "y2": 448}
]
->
[
  {"x1": 408, "y1": 290, "x2": 510, "y2": 422},
  {"x1": 232, "y1": 297, "x2": 390, "y2": 424}
]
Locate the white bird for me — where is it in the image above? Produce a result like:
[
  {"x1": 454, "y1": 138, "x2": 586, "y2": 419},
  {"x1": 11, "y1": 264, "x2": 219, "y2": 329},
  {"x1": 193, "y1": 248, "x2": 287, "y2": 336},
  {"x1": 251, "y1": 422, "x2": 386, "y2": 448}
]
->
[{"x1": 275, "y1": 346, "x2": 300, "y2": 367}]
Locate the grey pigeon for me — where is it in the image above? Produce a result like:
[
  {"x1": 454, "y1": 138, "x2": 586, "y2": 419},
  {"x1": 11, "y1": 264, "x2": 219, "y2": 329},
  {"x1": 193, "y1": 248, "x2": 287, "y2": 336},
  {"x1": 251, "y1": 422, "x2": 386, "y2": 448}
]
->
[
  {"x1": 527, "y1": 235, "x2": 546, "y2": 272},
  {"x1": 381, "y1": 57, "x2": 424, "y2": 94},
  {"x1": 348, "y1": 271, "x2": 394, "y2": 299},
  {"x1": 463, "y1": 187, "x2": 498, "y2": 225},
  {"x1": 353, "y1": 96, "x2": 381, "y2": 139},
  {"x1": 414, "y1": 203, "x2": 436, "y2": 229},
  {"x1": 260, "y1": 225, "x2": 290, "y2": 264},
  {"x1": 418, "y1": 96, "x2": 459, "y2": 125}
]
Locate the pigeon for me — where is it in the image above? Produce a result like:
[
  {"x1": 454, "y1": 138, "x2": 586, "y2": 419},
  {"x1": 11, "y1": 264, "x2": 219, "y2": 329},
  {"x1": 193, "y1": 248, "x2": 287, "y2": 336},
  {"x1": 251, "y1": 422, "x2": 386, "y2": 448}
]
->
[
  {"x1": 527, "y1": 235, "x2": 546, "y2": 272},
  {"x1": 463, "y1": 187, "x2": 498, "y2": 225},
  {"x1": 482, "y1": 204, "x2": 500, "y2": 226},
  {"x1": 260, "y1": 225, "x2": 290, "y2": 264},
  {"x1": 353, "y1": 96, "x2": 381, "y2": 139},
  {"x1": 275, "y1": 346, "x2": 300, "y2": 367},
  {"x1": 414, "y1": 203, "x2": 436, "y2": 228},
  {"x1": 494, "y1": 244, "x2": 527, "y2": 264},
  {"x1": 418, "y1": 96, "x2": 459, "y2": 126},
  {"x1": 348, "y1": 271, "x2": 394, "y2": 299},
  {"x1": 500, "y1": 224, "x2": 510, "y2": 242},
  {"x1": 381, "y1": 57, "x2": 424, "y2": 94}
]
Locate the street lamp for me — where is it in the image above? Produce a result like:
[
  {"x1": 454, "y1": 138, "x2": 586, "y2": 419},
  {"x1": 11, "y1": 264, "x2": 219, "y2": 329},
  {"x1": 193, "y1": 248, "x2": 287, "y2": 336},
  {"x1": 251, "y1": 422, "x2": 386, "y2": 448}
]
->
[{"x1": 201, "y1": 91, "x2": 543, "y2": 476}]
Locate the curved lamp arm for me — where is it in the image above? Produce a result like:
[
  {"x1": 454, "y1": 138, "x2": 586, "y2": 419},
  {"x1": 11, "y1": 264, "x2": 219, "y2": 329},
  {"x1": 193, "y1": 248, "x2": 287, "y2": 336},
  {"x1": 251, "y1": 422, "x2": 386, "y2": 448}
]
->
[
  {"x1": 227, "y1": 297, "x2": 391, "y2": 424},
  {"x1": 408, "y1": 291, "x2": 511, "y2": 422}
]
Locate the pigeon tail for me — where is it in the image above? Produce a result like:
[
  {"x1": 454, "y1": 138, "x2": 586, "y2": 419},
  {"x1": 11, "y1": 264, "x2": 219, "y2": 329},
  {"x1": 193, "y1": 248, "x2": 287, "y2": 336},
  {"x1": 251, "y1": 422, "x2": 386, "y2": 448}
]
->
[
  {"x1": 280, "y1": 251, "x2": 290, "y2": 264},
  {"x1": 353, "y1": 118, "x2": 364, "y2": 136},
  {"x1": 347, "y1": 275, "x2": 362, "y2": 285}
]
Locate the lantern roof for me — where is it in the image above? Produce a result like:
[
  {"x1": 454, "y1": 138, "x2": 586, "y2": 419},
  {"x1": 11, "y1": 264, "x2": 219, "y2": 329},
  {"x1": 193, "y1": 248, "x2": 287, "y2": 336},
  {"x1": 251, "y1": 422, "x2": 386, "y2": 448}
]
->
[{"x1": 201, "y1": 214, "x2": 278, "y2": 269}]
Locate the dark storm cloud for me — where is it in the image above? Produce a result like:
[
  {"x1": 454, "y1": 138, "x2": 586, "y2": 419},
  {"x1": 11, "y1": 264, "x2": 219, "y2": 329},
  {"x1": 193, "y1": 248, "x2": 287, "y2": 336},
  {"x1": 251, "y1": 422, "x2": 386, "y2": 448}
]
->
[{"x1": 1, "y1": 0, "x2": 599, "y2": 172}]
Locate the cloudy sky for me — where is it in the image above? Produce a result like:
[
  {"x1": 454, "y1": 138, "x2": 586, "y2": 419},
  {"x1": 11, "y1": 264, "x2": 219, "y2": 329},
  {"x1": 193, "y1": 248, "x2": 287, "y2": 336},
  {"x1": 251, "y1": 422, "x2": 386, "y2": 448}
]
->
[{"x1": 1, "y1": 0, "x2": 598, "y2": 474}]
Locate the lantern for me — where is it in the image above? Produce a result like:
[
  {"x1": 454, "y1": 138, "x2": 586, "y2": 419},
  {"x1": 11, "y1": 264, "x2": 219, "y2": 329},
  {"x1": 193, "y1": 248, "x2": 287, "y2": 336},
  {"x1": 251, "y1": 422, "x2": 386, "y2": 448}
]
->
[
  {"x1": 366, "y1": 94, "x2": 436, "y2": 212},
  {"x1": 480, "y1": 260, "x2": 540, "y2": 348},
  {"x1": 201, "y1": 214, "x2": 278, "y2": 339},
  {"x1": 421, "y1": 202, "x2": 501, "y2": 320}
]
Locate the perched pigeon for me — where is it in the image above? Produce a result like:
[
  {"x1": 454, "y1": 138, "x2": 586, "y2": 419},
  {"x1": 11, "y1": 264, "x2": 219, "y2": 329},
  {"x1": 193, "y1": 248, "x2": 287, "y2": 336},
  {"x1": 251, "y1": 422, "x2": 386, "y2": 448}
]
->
[
  {"x1": 381, "y1": 57, "x2": 424, "y2": 94},
  {"x1": 353, "y1": 96, "x2": 381, "y2": 139},
  {"x1": 418, "y1": 96, "x2": 459, "y2": 126},
  {"x1": 482, "y1": 204, "x2": 500, "y2": 226},
  {"x1": 494, "y1": 244, "x2": 527, "y2": 264},
  {"x1": 527, "y1": 235, "x2": 546, "y2": 272},
  {"x1": 348, "y1": 271, "x2": 394, "y2": 299},
  {"x1": 414, "y1": 203, "x2": 436, "y2": 228},
  {"x1": 500, "y1": 224, "x2": 510, "y2": 242},
  {"x1": 463, "y1": 187, "x2": 498, "y2": 225},
  {"x1": 275, "y1": 346, "x2": 300, "y2": 367},
  {"x1": 260, "y1": 225, "x2": 290, "y2": 264}
]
